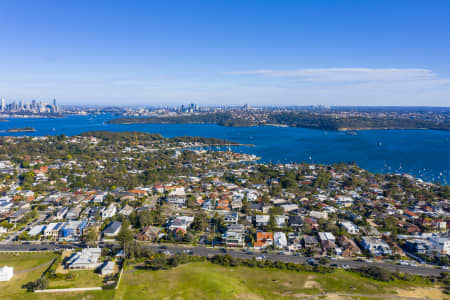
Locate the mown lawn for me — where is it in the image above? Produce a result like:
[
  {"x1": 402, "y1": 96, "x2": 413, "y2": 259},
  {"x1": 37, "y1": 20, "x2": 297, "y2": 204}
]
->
[
  {"x1": 47, "y1": 270, "x2": 104, "y2": 289},
  {"x1": 114, "y1": 261, "x2": 443, "y2": 300}
]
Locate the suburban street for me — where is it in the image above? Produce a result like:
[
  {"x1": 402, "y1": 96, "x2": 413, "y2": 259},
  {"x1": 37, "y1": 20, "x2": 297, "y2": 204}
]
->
[{"x1": 0, "y1": 242, "x2": 447, "y2": 277}]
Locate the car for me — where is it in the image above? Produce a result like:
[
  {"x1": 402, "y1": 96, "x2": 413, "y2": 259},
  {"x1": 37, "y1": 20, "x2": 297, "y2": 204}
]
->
[
  {"x1": 162, "y1": 250, "x2": 171, "y2": 255},
  {"x1": 441, "y1": 266, "x2": 449, "y2": 270},
  {"x1": 220, "y1": 248, "x2": 227, "y2": 253},
  {"x1": 183, "y1": 249, "x2": 193, "y2": 254},
  {"x1": 160, "y1": 246, "x2": 168, "y2": 249},
  {"x1": 342, "y1": 264, "x2": 350, "y2": 269},
  {"x1": 256, "y1": 256, "x2": 264, "y2": 261}
]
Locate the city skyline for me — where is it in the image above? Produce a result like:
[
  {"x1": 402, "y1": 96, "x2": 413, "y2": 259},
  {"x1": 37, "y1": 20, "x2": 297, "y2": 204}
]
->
[{"x1": 1, "y1": 1, "x2": 450, "y2": 106}]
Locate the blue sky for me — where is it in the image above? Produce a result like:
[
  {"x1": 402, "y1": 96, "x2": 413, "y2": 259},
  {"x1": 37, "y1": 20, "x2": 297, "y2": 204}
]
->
[{"x1": 0, "y1": 0, "x2": 449, "y2": 106}]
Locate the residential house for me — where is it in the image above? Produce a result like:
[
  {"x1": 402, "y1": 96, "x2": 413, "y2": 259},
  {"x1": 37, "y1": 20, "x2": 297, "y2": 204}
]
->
[
  {"x1": 8, "y1": 209, "x2": 29, "y2": 224},
  {"x1": 254, "y1": 232, "x2": 273, "y2": 249},
  {"x1": 310, "y1": 210, "x2": 328, "y2": 220},
  {"x1": 118, "y1": 205, "x2": 133, "y2": 216},
  {"x1": 168, "y1": 216, "x2": 194, "y2": 233},
  {"x1": 255, "y1": 215, "x2": 270, "y2": 227},
  {"x1": 60, "y1": 221, "x2": 87, "y2": 240},
  {"x1": 279, "y1": 203, "x2": 298, "y2": 213},
  {"x1": 429, "y1": 236, "x2": 450, "y2": 255},
  {"x1": 222, "y1": 230, "x2": 245, "y2": 247},
  {"x1": 136, "y1": 225, "x2": 162, "y2": 241},
  {"x1": 166, "y1": 195, "x2": 186, "y2": 208},
  {"x1": 361, "y1": 236, "x2": 392, "y2": 256},
  {"x1": 66, "y1": 248, "x2": 102, "y2": 270},
  {"x1": 103, "y1": 221, "x2": 122, "y2": 238},
  {"x1": 275, "y1": 215, "x2": 286, "y2": 228},
  {"x1": 288, "y1": 216, "x2": 303, "y2": 230},
  {"x1": 65, "y1": 207, "x2": 81, "y2": 220},
  {"x1": 101, "y1": 204, "x2": 117, "y2": 220},
  {"x1": 55, "y1": 207, "x2": 69, "y2": 220},
  {"x1": 274, "y1": 232, "x2": 287, "y2": 249},
  {"x1": 224, "y1": 212, "x2": 238, "y2": 224},
  {"x1": 340, "y1": 221, "x2": 359, "y2": 235},
  {"x1": 303, "y1": 235, "x2": 319, "y2": 249}
]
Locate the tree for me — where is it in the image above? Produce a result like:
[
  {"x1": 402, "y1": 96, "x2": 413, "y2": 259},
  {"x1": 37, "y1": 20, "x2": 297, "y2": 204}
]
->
[
  {"x1": 138, "y1": 211, "x2": 153, "y2": 227},
  {"x1": 318, "y1": 257, "x2": 329, "y2": 265},
  {"x1": 116, "y1": 222, "x2": 133, "y2": 248},
  {"x1": 82, "y1": 228, "x2": 98, "y2": 247},
  {"x1": 191, "y1": 213, "x2": 208, "y2": 232},
  {"x1": 267, "y1": 214, "x2": 276, "y2": 231}
]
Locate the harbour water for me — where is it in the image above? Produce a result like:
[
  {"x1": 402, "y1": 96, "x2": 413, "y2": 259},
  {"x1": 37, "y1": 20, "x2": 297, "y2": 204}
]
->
[{"x1": 1, "y1": 114, "x2": 449, "y2": 183}]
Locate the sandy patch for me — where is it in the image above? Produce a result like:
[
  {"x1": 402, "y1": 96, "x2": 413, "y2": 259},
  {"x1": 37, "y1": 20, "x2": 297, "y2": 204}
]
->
[
  {"x1": 322, "y1": 295, "x2": 353, "y2": 300},
  {"x1": 303, "y1": 275, "x2": 321, "y2": 289},
  {"x1": 235, "y1": 293, "x2": 265, "y2": 300},
  {"x1": 395, "y1": 286, "x2": 446, "y2": 300},
  {"x1": 55, "y1": 250, "x2": 74, "y2": 274}
]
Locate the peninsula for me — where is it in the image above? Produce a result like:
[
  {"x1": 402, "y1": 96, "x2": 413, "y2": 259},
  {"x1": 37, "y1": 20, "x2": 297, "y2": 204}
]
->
[{"x1": 107, "y1": 111, "x2": 450, "y2": 131}]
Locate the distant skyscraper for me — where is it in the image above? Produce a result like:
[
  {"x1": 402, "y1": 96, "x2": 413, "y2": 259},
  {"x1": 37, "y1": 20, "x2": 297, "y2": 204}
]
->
[
  {"x1": 0, "y1": 98, "x2": 4, "y2": 112},
  {"x1": 53, "y1": 99, "x2": 57, "y2": 106}
]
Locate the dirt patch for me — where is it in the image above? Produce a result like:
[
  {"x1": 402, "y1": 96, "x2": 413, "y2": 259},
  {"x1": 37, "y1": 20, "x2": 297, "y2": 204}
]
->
[
  {"x1": 235, "y1": 292, "x2": 265, "y2": 300},
  {"x1": 395, "y1": 286, "x2": 446, "y2": 300},
  {"x1": 323, "y1": 295, "x2": 353, "y2": 300},
  {"x1": 303, "y1": 275, "x2": 321, "y2": 289},
  {"x1": 55, "y1": 250, "x2": 74, "y2": 274}
]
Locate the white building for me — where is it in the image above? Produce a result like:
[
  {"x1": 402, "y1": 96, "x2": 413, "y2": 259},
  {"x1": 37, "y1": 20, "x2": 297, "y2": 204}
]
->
[
  {"x1": 168, "y1": 216, "x2": 194, "y2": 232},
  {"x1": 29, "y1": 225, "x2": 46, "y2": 236},
  {"x1": 280, "y1": 203, "x2": 298, "y2": 212},
  {"x1": 93, "y1": 194, "x2": 105, "y2": 204},
  {"x1": 167, "y1": 186, "x2": 185, "y2": 196},
  {"x1": 274, "y1": 232, "x2": 288, "y2": 248},
  {"x1": 429, "y1": 237, "x2": 450, "y2": 255},
  {"x1": 101, "y1": 261, "x2": 116, "y2": 275},
  {"x1": 340, "y1": 221, "x2": 359, "y2": 235},
  {"x1": 310, "y1": 210, "x2": 328, "y2": 220},
  {"x1": 361, "y1": 236, "x2": 392, "y2": 256},
  {"x1": 0, "y1": 266, "x2": 13, "y2": 281},
  {"x1": 318, "y1": 232, "x2": 336, "y2": 243},
  {"x1": 66, "y1": 248, "x2": 102, "y2": 270},
  {"x1": 255, "y1": 215, "x2": 270, "y2": 227},
  {"x1": 101, "y1": 204, "x2": 117, "y2": 220}
]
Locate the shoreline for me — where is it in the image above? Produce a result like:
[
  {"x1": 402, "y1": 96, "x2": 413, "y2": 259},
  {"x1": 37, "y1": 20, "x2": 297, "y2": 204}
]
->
[{"x1": 108, "y1": 119, "x2": 449, "y2": 132}]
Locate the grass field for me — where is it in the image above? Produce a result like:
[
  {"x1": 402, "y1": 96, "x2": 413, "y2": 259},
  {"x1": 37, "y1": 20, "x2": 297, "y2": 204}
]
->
[
  {"x1": 0, "y1": 252, "x2": 114, "y2": 300},
  {"x1": 0, "y1": 252, "x2": 58, "y2": 300},
  {"x1": 0, "y1": 255, "x2": 446, "y2": 300},
  {"x1": 114, "y1": 262, "x2": 446, "y2": 300},
  {"x1": 48, "y1": 270, "x2": 104, "y2": 289}
]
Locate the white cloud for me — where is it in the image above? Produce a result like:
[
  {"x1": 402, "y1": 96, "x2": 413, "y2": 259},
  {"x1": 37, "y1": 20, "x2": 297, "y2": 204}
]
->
[{"x1": 225, "y1": 68, "x2": 448, "y2": 83}]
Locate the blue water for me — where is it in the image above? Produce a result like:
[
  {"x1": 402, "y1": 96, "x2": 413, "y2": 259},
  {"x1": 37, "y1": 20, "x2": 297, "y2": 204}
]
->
[{"x1": 1, "y1": 114, "x2": 449, "y2": 183}]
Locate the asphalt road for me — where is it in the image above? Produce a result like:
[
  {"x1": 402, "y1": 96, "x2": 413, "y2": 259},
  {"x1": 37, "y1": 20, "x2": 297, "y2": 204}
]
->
[
  {"x1": 141, "y1": 244, "x2": 448, "y2": 277},
  {"x1": 0, "y1": 242, "x2": 447, "y2": 277}
]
